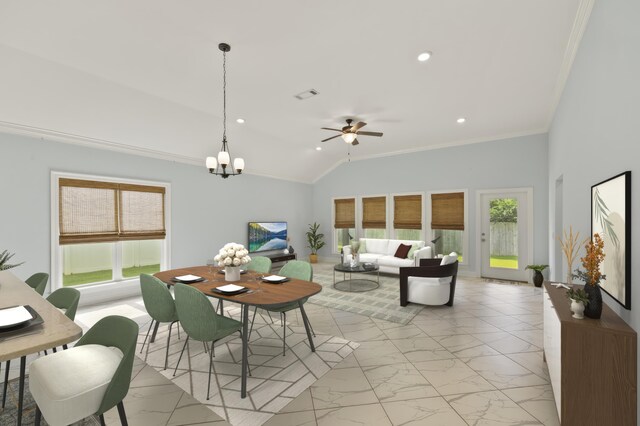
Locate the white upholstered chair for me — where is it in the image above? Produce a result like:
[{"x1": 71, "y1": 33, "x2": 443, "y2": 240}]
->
[{"x1": 399, "y1": 253, "x2": 459, "y2": 307}]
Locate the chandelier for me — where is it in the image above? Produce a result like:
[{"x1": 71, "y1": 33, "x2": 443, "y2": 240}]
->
[{"x1": 206, "y1": 43, "x2": 245, "y2": 178}]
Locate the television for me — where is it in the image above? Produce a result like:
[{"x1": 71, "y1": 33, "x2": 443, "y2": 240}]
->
[{"x1": 248, "y1": 222, "x2": 288, "y2": 253}]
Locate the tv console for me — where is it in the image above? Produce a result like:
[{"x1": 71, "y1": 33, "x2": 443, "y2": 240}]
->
[{"x1": 267, "y1": 253, "x2": 297, "y2": 264}]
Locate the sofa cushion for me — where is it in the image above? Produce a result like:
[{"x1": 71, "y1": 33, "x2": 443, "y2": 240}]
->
[
  {"x1": 408, "y1": 243, "x2": 419, "y2": 259},
  {"x1": 379, "y1": 255, "x2": 414, "y2": 268},
  {"x1": 386, "y1": 239, "x2": 424, "y2": 255},
  {"x1": 29, "y1": 344, "x2": 124, "y2": 426},
  {"x1": 394, "y1": 243, "x2": 411, "y2": 259},
  {"x1": 440, "y1": 252, "x2": 458, "y2": 266},
  {"x1": 364, "y1": 238, "x2": 389, "y2": 254},
  {"x1": 359, "y1": 253, "x2": 382, "y2": 263},
  {"x1": 359, "y1": 239, "x2": 367, "y2": 253}
]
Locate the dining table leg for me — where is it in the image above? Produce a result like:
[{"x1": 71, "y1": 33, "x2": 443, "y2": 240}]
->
[
  {"x1": 17, "y1": 355, "x2": 26, "y2": 426},
  {"x1": 240, "y1": 303, "x2": 249, "y2": 398},
  {"x1": 298, "y1": 302, "x2": 316, "y2": 352}
]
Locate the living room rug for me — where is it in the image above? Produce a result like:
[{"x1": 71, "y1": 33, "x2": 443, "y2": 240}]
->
[
  {"x1": 140, "y1": 304, "x2": 358, "y2": 426},
  {"x1": 308, "y1": 262, "x2": 424, "y2": 325}
]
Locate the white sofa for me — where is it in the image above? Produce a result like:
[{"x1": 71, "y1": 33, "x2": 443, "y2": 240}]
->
[{"x1": 342, "y1": 238, "x2": 432, "y2": 274}]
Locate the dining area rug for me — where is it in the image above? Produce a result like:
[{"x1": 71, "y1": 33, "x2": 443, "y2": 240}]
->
[
  {"x1": 139, "y1": 303, "x2": 358, "y2": 426},
  {"x1": 308, "y1": 262, "x2": 424, "y2": 325}
]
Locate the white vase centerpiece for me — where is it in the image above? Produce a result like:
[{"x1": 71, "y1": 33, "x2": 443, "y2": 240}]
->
[
  {"x1": 214, "y1": 243, "x2": 251, "y2": 282},
  {"x1": 570, "y1": 299, "x2": 585, "y2": 319}
]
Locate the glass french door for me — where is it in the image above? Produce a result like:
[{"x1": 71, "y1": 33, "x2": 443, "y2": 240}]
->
[{"x1": 480, "y1": 191, "x2": 530, "y2": 281}]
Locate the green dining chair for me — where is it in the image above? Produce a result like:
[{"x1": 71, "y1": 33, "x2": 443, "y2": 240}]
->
[
  {"x1": 139, "y1": 274, "x2": 180, "y2": 370},
  {"x1": 247, "y1": 256, "x2": 272, "y2": 274},
  {"x1": 25, "y1": 272, "x2": 49, "y2": 296},
  {"x1": 251, "y1": 260, "x2": 315, "y2": 356},
  {"x1": 173, "y1": 283, "x2": 244, "y2": 400},
  {"x1": 46, "y1": 287, "x2": 81, "y2": 351},
  {"x1": 31, "y1": 315, "x2": 139, "y2": 426}
]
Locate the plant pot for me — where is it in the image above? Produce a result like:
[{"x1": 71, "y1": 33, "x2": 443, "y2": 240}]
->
[
  {"x1": 533, "y1": 270, "x2": 544, "y2": 287},
  {"x1": 583, "y1": 284, "x2": 603, "y2": 319},
  {"x1": 570, "y1": 299, "x2": 585, "y2": 319},
  {"x1": 309, "y1": 254, "x2": 318, "y2": 264},
  {"x1": 225, "y1": 266, "x2": 241, "y2": 282}
]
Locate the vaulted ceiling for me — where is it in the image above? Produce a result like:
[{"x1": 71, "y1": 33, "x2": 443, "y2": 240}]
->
[{"x1": 0, "y1": 0, "x2": 589, "y2": 182}]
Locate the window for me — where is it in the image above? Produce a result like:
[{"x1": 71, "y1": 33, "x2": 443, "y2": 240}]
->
[
  {"x1": 362, "y1": 196, "x2": 387, "y2": 239},
  {"x1": 431, "y1": 192, "x2": 465, "y2": 261},
  {"x1": 334, "y1": 198, "x2": 355, "y2": 252},
  {"x1": 56, "y1": 175, "x2": 168, "y2": 288},
  {"x1": 393, "y1": 194, "x2": 422, "y2": 240}
]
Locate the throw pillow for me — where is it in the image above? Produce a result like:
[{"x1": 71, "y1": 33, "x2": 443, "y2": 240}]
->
[
  {"x1": 360, "y1": 239, "x2": 367, "y2": 253},
  {"x1": 408, "y1": 243, "x2": 419, "y2": 259},
  {"x1": 394, "y1": 243, "x2": 411, "y2": 259}
]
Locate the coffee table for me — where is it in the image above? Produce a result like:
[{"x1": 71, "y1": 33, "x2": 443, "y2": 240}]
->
[{"x1": 333, "y1": 263, "x2": 380, "y2": 292}]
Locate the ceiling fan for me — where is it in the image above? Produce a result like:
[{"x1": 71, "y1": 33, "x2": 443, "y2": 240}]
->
[{"x1": 321, "y1": 119, "x2": 383, "y2": 146}]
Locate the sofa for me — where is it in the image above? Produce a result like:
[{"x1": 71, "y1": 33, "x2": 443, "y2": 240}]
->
[
  {"x1": 342, "y1": 238, "x2": 432, "y2": 274},
  {"x1": 400, "y1": 253, "x2": 459, "y2": 306}
]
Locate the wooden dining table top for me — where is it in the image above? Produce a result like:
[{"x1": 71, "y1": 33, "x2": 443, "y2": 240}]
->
[
  {"x1": 0, "y1": 271, "x2": 83, "y2": 362},
  {"x1": 154, "y1": 266, "x2": 322, "y2": 307}
]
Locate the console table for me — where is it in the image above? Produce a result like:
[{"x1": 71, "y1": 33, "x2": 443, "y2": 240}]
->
[
  {"x1": 268, "y1": 253, "x2": 296, "y2": 263},
  {"x1": 543, "y1": 282, "x2": 636, "y2": 425}
]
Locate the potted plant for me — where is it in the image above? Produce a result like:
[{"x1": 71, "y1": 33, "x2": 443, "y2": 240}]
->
[
  {"x1": 566, "y1": 287, "x2": 589, "y2": 319},
  {"x1": 306, "y1": 222, "x2": 325, "y2": 264},
  {"x1": 0, "y1": 250, "x2": 24, "y2": 270},
  {"x1": 572, "y1": 233, "x2": 606, "y2": 319},
  {"x1": 525, "y1": 264, "x2": 549, "y2": 287}
]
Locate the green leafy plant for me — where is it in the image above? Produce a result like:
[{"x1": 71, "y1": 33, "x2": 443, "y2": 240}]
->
[
  {"x1": 566, "y1": 287, "x2": 589, "y2": 306},
  {"x1": 306, "y1": 222, "x2": 326, "y2": 255},
  {"x1": 525, "y1": 264, "x2": 549, "y2": 273},
  {"x1": 0, "y1": 250, "x2": 25, "y2": 271},
  {"x1": 593, "y1": 188, "x2": 619, "y2": 248}
]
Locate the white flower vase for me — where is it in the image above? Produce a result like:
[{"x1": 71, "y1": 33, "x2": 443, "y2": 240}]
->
[
  {"x1": 350, "y1": 253, "x2": 359, "y2": 267},
  {"x1": 225, "y1": 266, "x2": 241, "y2": 282},
  {"x1": 570, "y1": 299, "x2": 585, "y2": 319}
]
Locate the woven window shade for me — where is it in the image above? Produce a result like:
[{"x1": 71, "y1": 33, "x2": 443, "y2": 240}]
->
[
  {"x1": 431, "y1": 192, "x2": 465, "y2": 230},
  {"x1": 59, "y1": 178, "x2": 166, "y2": 244},
  {"x1": 393, "y1": 195, "x2": 422, "y2": 229},
  {"x1": 119, "y1": 184, "x2": 166, "y2": 240},
  {"x1": 362, "y1": 196, "x2": 386, "y2": 229},
  {"x1": 334, "y1": 198, "x2": 355, "y2": 229}
]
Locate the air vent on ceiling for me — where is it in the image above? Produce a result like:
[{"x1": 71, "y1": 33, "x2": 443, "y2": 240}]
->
[{"x1": 294, "y1": 89, "x2": 319, "y2": 100}]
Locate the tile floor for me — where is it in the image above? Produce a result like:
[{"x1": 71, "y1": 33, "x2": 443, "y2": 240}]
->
[{"x1": 2, "y1": 267, "x2": 559, "y2": 425}]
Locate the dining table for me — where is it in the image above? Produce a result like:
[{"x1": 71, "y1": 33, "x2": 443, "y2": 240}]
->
[
  {"x1": 154, "y1": 265, "x2": 322, "y2": 399},
  {"x1": 0, "y1": 271, "x2": 83, "y2": 426}
]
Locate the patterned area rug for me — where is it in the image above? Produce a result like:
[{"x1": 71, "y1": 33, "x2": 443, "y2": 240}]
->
[
  {"x1": 139, "y1": 304, "x2": 358, "y2": 426},
  {"x1": 309, "y1": 262, "x2": 424, "y2": 325}
]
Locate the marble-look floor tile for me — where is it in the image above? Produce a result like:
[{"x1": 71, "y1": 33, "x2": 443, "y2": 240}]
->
[
  {"x1": 502, "y1": 385, "x2": 560, "y2": 426},
  {"x1": 310, "y1": 367, "x2": 377, "y2": 409},
  {"x1": 446, "y1": 390, "x2": 541, "y2": 425},
  {"x1": 280, "y1": 389, "x2": 314, "y2": 413},
  {"x1": 167, "y1": 392, "x2": 228, "y2": 425},
  {"x1": 465, "y1": 354, "x2": 548, "y2": 389},
  {"x1": 391, "y1": 337, "x2": 456, "y2": 362},
  {"x1": 415, "y1": 358, "x2": 495, "y2": 396},
  {"x1": 363, "y1": 362, "x2": 438, "y2": 402},
  {"x1": 103, "y1": 383, "x2": 184, "y2": 426},
  {"x1": 353, "y1": 340, "x2": 408, "y2": 367},
  {"x1": 381, "y1": 324, "x2": 426, "y2": 340},
  {"x1": 315, "y1": 403, "x2": 392, "y2": 426},
  {"x1": 382, "y1": 397, "x2": 467, "y2": 426},
  {"x1": 474, "y1": 331, "x2": 541, "y2": 354},
  {"x1": 263, "y1": 410, "x2": 317, "y2": 426},
  {"x1": 507, "y1": 351, "x2": 551, "y2": 381}
]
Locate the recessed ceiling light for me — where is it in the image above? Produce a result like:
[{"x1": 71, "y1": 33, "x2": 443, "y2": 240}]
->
[
  {"x1": 316, "y1": 147, "x2": 322, "y2": 151},
  {"x1": 236, "y1": 118, "x2": 245, "y2": 124},
  {"x1": 457, "y1": 117, "x2": 466, "y2": 124},
  {"x1": 417, "y1": 52, "x2": 432, "y2": 62}
]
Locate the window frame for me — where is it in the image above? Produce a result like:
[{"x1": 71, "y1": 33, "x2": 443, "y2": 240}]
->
[
  {"x1": 359, "y1": 194, "x2": 389, "y2": 240},
  {"x1": 51, "y1": 171, "x2": 171, "y2": 292},
  {"x1": 426, "y1": 189, "x2": 469, "y2": 265},
  {"x1": 331, "y1": 196, "x2": 357, "y2": 254},
  {"x1": 391, "y1": 191, "x2": 425, "y2": 241}
]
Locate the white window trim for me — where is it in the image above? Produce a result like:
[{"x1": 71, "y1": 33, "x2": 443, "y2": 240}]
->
[
  {"x1": 331, "y1": 196, "x2": 357, "y2": 254},
  {"x1": 390, "y1": 191, "x2": 425, "y2": 241},
  {"x1": 50, "y1": 171, "x2": 172, "y2": 302},
  {"x1": 358, "y1": 193, "x2": 389, "y2": 239},
  {"x1": 426, "y1": 189, "x2": 469, "y2": 265}
]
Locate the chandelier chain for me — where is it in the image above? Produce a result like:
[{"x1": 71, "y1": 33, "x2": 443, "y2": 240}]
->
[{"x1": 222, "y1": 49, "x2": 227, "y2": 141}]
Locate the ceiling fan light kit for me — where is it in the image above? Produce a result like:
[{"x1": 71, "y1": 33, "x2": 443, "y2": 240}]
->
[
  {"x1": 321, "y1": 118, "x2": 383, "y2": 146},
  {"x1": 205, "y1": 42, "x2": 245, "y2": 179}
]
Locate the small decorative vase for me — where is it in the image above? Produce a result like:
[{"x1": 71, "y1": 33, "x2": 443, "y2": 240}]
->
[
  {"x1": 289, "y1": 245, "x2": 295, "y2": 254},
  {"x1": 570, "y1": 299, "x2": 585, "y2": 319},
  {"x1": 350, "y1": 253, "x2": 359, "y2": 267},
  {"x1": 225, "y1": 266, "x2": 241, "y2": 282},
  {"x1": 583, "y1": 284, "x2": 603, "y2": 319},
  {"x1": 533, "y1": 271, "x2": 544, "y2": 287}
]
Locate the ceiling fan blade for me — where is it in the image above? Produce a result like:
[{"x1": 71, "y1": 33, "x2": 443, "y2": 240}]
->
[
  {"x1": 321, "y1": 127, "x2": 343, "y2": 132},
  {"x1": 351, "y1": 139, "x2": 360, "y2": 146},
  {"x1": 357, "y1": 131, "x2": 384, "y2": 137},
  {"x1": 321, "y1": 134, "x2": 341, "y2": 142},
  {"x1": 351, "y1": 121, "x2": 367, "y2": 132}
]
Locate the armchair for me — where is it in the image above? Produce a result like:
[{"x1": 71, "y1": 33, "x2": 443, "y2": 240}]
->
[{"x1": 399, "y1": 255, "x2": 459, "y2": 307}]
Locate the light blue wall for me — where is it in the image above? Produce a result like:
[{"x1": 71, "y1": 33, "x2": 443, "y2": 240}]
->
[
  {"x1": 0, "y1": 133, "x2": 313, "y2": 281},
  {"x1": 312, "y1": 133, "x2": 550, "y2": 275},
  {"x1": 549, "y1": 0, "x2": 640, "y2": 325}
]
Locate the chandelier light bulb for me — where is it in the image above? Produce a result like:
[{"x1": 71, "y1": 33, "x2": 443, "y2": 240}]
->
[
  {"x1": 234, "y1": 157, "x2": 245, "y2": 172},
  {"x1": 206, "y1": 156, "x2": 217, "y2": 170},
  {"x1": 218, "y1": 151, "x2": 230, "y2": 166}
]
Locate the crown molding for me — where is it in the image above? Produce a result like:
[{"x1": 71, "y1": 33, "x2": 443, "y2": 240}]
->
[{"x1": 545, "y1": 0, "x2": 595, "y2": 129}]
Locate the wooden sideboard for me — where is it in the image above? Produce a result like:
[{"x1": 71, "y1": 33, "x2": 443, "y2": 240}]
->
[{"x1": 543, "y1": 282, "x2": 637, "y2": 425}]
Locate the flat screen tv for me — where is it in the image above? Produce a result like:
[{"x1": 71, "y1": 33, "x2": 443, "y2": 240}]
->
[{"x1": 248, "y1": 222, "x2": 288, "y2": 253}]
